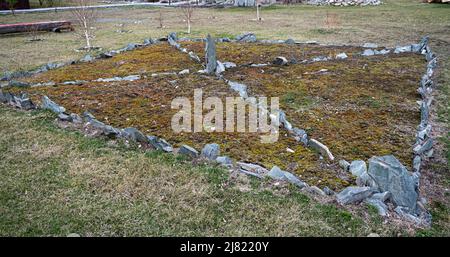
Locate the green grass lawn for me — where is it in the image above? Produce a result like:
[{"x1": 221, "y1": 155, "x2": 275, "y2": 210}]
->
[{"x1": 0, "y1": 0, "x2": 449, "y2": 236}]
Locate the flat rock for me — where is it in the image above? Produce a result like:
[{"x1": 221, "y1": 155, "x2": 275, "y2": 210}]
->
[
  {"x1": 237, "y1": 162, "x2": 268, "y2": 179},
  {"x1": 309, "y1": 138, "x2": 334, "y2": 161},
  {"x1": 178, "y1": 145, "x2": 199, "y2": 158},
  {"x1": 336, "y1": 186, "x2": 373, "y2": 205}
]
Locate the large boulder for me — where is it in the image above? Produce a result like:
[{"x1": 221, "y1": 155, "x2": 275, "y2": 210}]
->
[
  {"x1": 147, "y1": 135, "x2": 173, "y2": 152},
  {"x1": 367, "y1": 155, "x2": 418, "y2": 211}
]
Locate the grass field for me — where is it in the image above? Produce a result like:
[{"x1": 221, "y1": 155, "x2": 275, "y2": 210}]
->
[{"x1": 0, "y1": 0, "x2": 449, "y2": 236}]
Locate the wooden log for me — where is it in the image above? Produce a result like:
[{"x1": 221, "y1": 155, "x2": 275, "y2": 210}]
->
[{"x1": 0, "y1": 21, "x2": 73, "y2": 34}]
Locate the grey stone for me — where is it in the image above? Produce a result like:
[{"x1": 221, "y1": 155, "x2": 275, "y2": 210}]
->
[
  {"x1": 250, "y1": 63, "x2": 268, "y2": 67},
  {"x1": 374, "y1": 49, "x2": 391, "y2": 55},
  {"x1": 323, "y1": 186, "x2": 335, "y2": 196},
  {"x1": 201, "y1": 143, "x2": 220, "y2": 160},
  {"x1": 283, "y1": 171, "x2": 307, "y2": 188},
  {"x1": 178, "y1": 69, "x2": 190, "y2": 75},
  {"x1": 278, "y1": 111, "x2": 292, "y2": 131},
  {"x1": 178, "y1": 145, "x2": 199, "y2": 158},
  {"x1": 143, "y1": 38, "x2": 155, "y2": 45},
  {"x1": 356, "y1": 171, "x2": 377, "y2": 188},
  {"x1": 216, "y1": 156, "x2": 233, "y2": 167},
  {"x1": 63, "y1": 80, "x2": 86, "y2": 86},
  {"x1": 189, "y1": 51, "x2": 201, "y2": 63},
  {"x1": 147, "y1": 135, "x2": 173, "y2": 152},
  {"x1": 273, "y1": 56, "x2": 288, "y2": 66},
  {"x1": 70, "y1": 113, "x2": 83, "y2": 124},
  {"x1": 8, "y1": 80, "x2": 30, "y2": 88},
  {"x1": 88, "y1": 119, "x2": 120, "y2": 138},
  {"x1": 168, "y1": 32, "x2": 177, "y2": 42},
  {"x1": 308, "y1": 138, "x2": 334, "y2": 161},
  {"x1": 335, "y1": 52, "x2": 348, "y2": 59},
  {"x1": 394, "y1": 206, "x2": 422, "y2": 223},
  {"x1": 362, "y1": 49, "x2": 375, "y2": 56},
  {"x1": 82, "y1": 111, "x2": 96, "y2": 122},
  {"x1": 307, "y1": 186, "x2": 326, "y2": 196},
  {"x1": 223, "y1": 62, "x2": 237, "y2": 69},
  {"x1": 42, "y1": 95, "x2": 66, "y2": 114},
  {"x1": 216, "y1": 61, "x2": 226, "y2": 75},
  {"x1": 292, "y1": 127, "x2": 308, "y2": 145},
  {"x1": 205, "y1": 35, "x2": 217, "y2": 74},
  {"x1": 237, "y1": 162, "x2": 269, "y2": 179},
  {"x1": 236, "y1": 33, "x2": 257, "y2": 43},
  {"x1": 80, "y1": 54, "x2": 93, "y2": 62},
  {"x1": 339, "y1": 160, "x2": 350, "y2": 171},
  {"x1": 413, "y1": 138, "x2": 433, "y2": 155},
  {"x1": 311, "y1": 56, "x2": 331, "y2": 62},
  {"x1": 363, "y1": 43, "x2": 378, "y2": 48},
  {"x1": 58, "y1": 113, "x2": 72, "y2": 122},
  {"x1": 413, "y1": 155, "x2": 421, "y2": 173},
  {"x1": 285, "y1": 38, "x2": 296, "y2": 44},
  {"x1": 227, "y1": 81, "x2": 248, "y2": 98},
  {"x1": 123, "y1": 127, "x2": 149, "y2": 144},
  {"x1": 349, "y1": 160, "x2": 367, "y2": 177},
  {"x1": 336, "y1": 186, "x2": 373, "y2": 205},
  {"x1": 125, "y1": 43, "x2": 139, "y2": 51},
  {"x1": 394, "y1": 45, "x2": 412, "y2": 54},
  {"x1": 268, "y1": 166, "x2": 286, "y2": 180},
  {"x1": 370, "y1": 191, "x2": 391, "y2": 202},
  {"x1": 366, "y1": 198, "x2": 388, "y2": 216},
  {"x1": 368, "y1": 155, "x2": 418, "y2": 211}
]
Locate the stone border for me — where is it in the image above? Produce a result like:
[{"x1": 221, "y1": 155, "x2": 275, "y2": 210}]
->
[{"x1": 0, "y1": 33, "x2": 437, "y2": 225}]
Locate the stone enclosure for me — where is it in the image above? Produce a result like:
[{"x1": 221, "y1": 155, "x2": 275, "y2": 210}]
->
[{"x1": 0, "y1": 33, "x2": 437, "y2": 225}]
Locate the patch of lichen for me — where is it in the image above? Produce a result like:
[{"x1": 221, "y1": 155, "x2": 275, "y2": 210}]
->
[
  {"x1": 180, "y1": 41, "x2": 364, "y2": 65},
  {"x1": 20, "y1": 43, "x2": 202, "y2": 84},
  {"x1": 224, "y1": 53, "x2": 425, "y2": 169}
]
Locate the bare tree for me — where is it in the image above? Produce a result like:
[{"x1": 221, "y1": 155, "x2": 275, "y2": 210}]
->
[
  {"x1": 70, "y1": 0, "x2": 97, "y2": 50},
  {"x1": 180, "y1": 3, "x2": 194, "y2": 34}
]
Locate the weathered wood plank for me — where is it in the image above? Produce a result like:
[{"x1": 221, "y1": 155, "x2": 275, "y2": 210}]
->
[{"x1": 0, "y1": 21, "x2": 73, "y2": 34}]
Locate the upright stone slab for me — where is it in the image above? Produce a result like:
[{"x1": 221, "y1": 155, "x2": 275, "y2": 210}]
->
[{"x1": 205, "y1": 34, "x2": 217, "y2": 74}]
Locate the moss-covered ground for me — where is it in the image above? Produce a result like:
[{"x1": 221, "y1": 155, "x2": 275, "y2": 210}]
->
[{"x1": 4, "y1": 41, "x2": 425, "y2": 190}]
